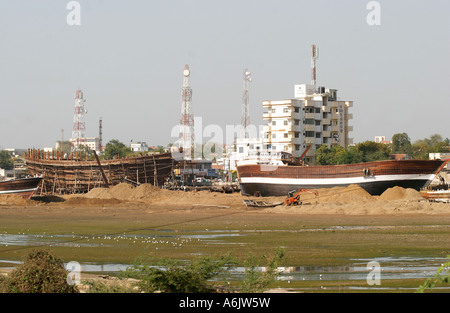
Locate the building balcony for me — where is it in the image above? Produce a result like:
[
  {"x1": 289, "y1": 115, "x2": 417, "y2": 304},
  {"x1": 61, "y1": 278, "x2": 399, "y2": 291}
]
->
[
  {"x1": 331, "y1": 125, "x2": 341, "y2": 132},
  {"x1": 331, "y1": 112, "x2": 340, "y2": 119}
]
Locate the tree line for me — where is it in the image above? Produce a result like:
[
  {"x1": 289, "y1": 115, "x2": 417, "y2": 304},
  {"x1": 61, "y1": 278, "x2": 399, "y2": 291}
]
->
[{"x1": 315, "y1": 133, "x2": 449, "y2": 165}]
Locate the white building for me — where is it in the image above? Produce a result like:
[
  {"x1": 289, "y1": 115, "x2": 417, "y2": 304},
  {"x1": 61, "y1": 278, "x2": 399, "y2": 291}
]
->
[
  {"x1": 262, "y1": 84, "x2": 353, "y2": 163},
  {"x1": 374, "y1": 136, "x2": 391, "y2": 144},
  {"x1": 68, "y1": 137, "x2": 101, "y2": 153},
  {"x1": 225, "y1": 137, "x2": 264, "y2": 170},
  {"x1": 130, "y1": 141, "x2": 148, "y2": 152}
]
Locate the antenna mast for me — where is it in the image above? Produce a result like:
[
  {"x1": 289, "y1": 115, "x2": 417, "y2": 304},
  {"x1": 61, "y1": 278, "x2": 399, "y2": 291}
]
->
[
  {"x1": 179, "y1": 64, "x2": 195, "y2": 159},
  {"x1": 99, "y1": 117, "x2": 103, "y2": 153},
  {"x1": 241, "y1": 68, "x2": 252, "y2": 139},
  {"x1": 311, "y1": 44, "x2": 319, "y2": 88}
]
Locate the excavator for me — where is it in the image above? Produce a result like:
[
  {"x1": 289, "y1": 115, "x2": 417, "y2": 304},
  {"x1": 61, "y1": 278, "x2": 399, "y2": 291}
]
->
[{"x1": 284, "y1": 188, "x2": 318, "y2": 206}]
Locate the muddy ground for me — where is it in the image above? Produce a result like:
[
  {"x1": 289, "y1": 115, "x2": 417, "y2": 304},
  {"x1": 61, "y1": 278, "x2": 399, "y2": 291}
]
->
[{"x1": 0, "y1": 183, "x2": 449, "y2": 292}]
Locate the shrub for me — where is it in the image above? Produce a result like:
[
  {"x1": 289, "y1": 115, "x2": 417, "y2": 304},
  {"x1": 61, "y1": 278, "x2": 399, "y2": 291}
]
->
[
  {"x1": 0, "y1": 250, "x2": 78, "y2": 293},
  {"x1": 121, "y1": 253, "x2": 235, "y2": 293},
  {"x1": 240, "y1": 247, "x2": 285, "y2": 293},
  {"x1": 416, "y1": 257, "x2": 450, "y2": 293}
]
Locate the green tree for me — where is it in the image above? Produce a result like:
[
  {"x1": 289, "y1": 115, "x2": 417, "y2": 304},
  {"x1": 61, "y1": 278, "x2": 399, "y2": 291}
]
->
[
  {"x1": 391, "y1": 133, "x2": 412, "y2": 154},
  {"x1": 104, "y1": 139, "x2": 131, "y2": 159},
  {"x1": 55, "y1": 141, "x2": 72, "y2": 155},
  {"x1": 411, "y1": 134, "x2": 450, "y2": 159},
  {"x1": 0, "y1": 150, "x2": 14, "y2": 170},
  {"x1": 77, "y1": 144, "x2": 94, "y2": 159},
  {"x1": 353, "y1": 141, "x2": 390, "y2": 162}
]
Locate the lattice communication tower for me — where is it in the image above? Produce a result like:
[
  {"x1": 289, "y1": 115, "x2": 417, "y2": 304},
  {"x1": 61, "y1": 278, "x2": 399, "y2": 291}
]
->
[
  {"x1": 71, "y1": 89, "x2": 87, "y2": 151},
  {"x1": 241, "y1": 68, "x2": 252, "y2": 138},
  {"x1": 179, "y1": 64, "x2": 194, "y2": 159}
]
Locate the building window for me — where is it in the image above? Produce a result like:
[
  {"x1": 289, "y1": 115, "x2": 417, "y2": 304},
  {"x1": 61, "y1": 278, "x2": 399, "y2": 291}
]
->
[
  {"x1": 272, "y1": 121, "x2": 276, "y2": 126},
  {"x1": 295, "y1": 145, "x2": 300, "y2": 150},
  {"x1": 284, "y1": 133, "x2": 288, "y2": 138},
  {"x1": 294, "y1": 107, "x2": 299, "y2": 113},
  {"x1": 239, "y1": 147, "x2": 244, "y2": 153},
  {"x1": 272, "y1": 133, "x2": 276, "y2": 139},
  {"x1": 271, "y1": 109, "x2": 276, "y2": 113},
  {"x1": 284, "y1": 120, "x2": 288, "y2": 126},
  {"x1": 283, "y1": 108, "x2": 289, "y2": 113},
  {"x1": 284, "y1": 145, "x2": 289, "y2": 151},
  {"x1": 295, "y1": 120, "x2": 300, "y2": 125},
  {"x1": 295, "y1": 132, "x2": 300, "y2": 138}
]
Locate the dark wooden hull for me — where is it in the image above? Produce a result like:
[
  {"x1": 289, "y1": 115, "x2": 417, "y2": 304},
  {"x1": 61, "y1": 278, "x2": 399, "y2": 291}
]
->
[
  {"x1": 24, "y1": 150, "x2": 175, "y2": 195},
  {"x1": 0, "y1": 177, "x2": 43, "y2": 199},
  {"x1": 237, "y1": 159, "x2": 447, "y2": 196}
]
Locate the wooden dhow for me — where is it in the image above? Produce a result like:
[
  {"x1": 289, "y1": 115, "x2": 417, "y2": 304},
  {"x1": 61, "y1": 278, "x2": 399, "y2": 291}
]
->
[
  {"x1": 237, "y1": 154, "x2": 449, "y2": 196},
  {"x1": 0, "y1": 176, "x2": 43, "y2": 199},
  {"x1": 24, "y1": 149, "x2": 175, "y2": 195}
]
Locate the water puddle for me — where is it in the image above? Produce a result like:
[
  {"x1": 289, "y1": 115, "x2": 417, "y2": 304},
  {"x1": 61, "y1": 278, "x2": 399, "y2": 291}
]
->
[{"x1": 2, "y1": 256, "x2": 446, "y2": 282}]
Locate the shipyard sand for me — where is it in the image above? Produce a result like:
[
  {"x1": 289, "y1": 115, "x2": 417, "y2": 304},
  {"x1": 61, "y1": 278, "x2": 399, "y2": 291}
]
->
[{"x1": 1, "y1": 183, "x2": 449, "y2": 215}]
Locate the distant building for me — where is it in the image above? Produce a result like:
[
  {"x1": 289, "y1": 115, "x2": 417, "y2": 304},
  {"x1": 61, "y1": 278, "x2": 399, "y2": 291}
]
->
[
  {"x1": 4, "y1": 148, "x2": 27, "y2": 157},
  {"x1": 68, "y1": 137, "x2": 101, "y2": 153},
  {"x1": 262, "y1": 84, "x2": 353, "y2": 163},
  {"x1": 130, "y1": 141, "x2": 149, "y2": 152},
  {"x1": 375, "y1": 136, "x2": 391, "y2": 144},
  {"x1": 224, "y1": 137, "x2": 264, "y2": 171},
  {"x1": 174, "y1": 159, "x2": 217, "y2": 184}
]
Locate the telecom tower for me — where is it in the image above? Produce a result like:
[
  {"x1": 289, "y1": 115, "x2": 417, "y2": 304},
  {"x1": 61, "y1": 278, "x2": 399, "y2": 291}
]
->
[
  {"x1": 71, "y1": 89, "x2": 87, "y2": 151},
  {"x1": 311, "y1": 44, "x2": 319, "y2": 88},
  {"x1": 241, "y1": 68, "x2": 252, "y2": 138},
  {"x1": 179, "y1": 64, "x2": 194, "y2": 159}
]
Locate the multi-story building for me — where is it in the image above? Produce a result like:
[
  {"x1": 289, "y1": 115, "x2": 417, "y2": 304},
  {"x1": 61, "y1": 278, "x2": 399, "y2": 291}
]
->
[{"x1": 262, "y1": 84, "x2": 353, "y2": 163}]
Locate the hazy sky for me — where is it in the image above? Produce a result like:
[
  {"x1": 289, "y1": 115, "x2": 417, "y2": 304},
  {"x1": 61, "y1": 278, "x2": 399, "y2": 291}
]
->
[{"x1": 0, "y1": 0, "x2": 449, "y2": 150}]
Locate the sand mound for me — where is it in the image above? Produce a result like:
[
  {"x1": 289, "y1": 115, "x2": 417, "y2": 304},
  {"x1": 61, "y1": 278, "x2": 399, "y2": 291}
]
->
[
  {"x1": 0, "y1": 194, "x2": 33, "y2": 205},
  {"x1": 318, "y1": 184, "x2": 374, "y2": 203},
  {"x1": 84, "y1": 182, "x2": 164, "y2": 202},
  {"x1": 128, "y1": 183, "x2": 163, "y2": 201},
  {"x1": 110, "y1": 183, "x2": 136, "y2": 200},
  {"x1": 86, "y1": 188, "x2": 115, "y2": 199},
  {"x1": 380, "y1": 186, "x2": 423, "y2": 201},
  {"x1": 65, "y1": 197, "x2": 122, "y2": 206}
]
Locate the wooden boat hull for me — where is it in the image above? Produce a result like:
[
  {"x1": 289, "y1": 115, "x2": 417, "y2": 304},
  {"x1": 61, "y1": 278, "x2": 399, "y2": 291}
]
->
[
  {"x1": 420, "y1": 185, "x2": 450, "y2": 203},
  {"x1": 24, "y1": 149, "x2": 175, "y2": 195},
  {"x1": 0, "y1": 177, "x2": 42, "y2": 199},
  {"x1": 237, "y1": 159, "x2": 447, "y2": 196}
]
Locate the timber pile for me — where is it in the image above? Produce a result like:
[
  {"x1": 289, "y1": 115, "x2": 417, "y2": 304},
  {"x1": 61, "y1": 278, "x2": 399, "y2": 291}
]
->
[{"x1": 24, "y1": 149, "x2": 175, "y2": 195}]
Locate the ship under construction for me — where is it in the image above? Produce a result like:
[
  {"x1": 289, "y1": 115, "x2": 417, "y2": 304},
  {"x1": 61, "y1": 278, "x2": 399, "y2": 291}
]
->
[{"x1": 24, "y1": 149, "x2": 175, "y2": 195}]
